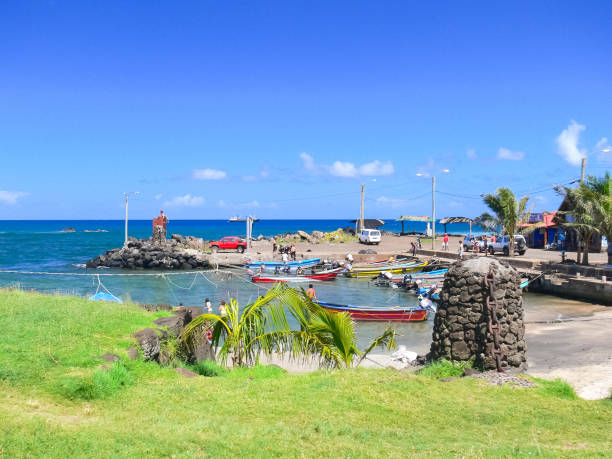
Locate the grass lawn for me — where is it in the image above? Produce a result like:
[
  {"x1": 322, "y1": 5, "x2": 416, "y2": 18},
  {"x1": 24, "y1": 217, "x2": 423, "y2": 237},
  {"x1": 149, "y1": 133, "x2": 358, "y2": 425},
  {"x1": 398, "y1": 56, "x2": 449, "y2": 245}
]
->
[{"x1": 1, "y1": 289, "x2": 611, "y2": 457}]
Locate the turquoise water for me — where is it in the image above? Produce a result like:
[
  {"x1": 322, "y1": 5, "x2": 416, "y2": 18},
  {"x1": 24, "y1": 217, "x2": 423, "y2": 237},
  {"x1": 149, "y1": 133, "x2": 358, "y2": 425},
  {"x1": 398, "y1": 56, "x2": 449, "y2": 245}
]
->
[{"x1": 0, "y1": 219, "x2": 588, "y2": 351}]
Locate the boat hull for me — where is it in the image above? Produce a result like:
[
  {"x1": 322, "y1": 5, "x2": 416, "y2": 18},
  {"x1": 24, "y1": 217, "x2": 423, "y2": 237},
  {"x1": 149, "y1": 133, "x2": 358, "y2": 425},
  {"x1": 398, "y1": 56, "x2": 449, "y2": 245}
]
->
[
  {"x1": 317, "y1": 302, "x2": 428, "y2": 322},
  {"x1": 252, "y1": 268, "x2": 342, "y2": 283},
  {"x1": 246, "y1": 258, "x2": 321, "y2": 270},
  {"x1": 347, "y1": 262, "x2": 427, "y2": 278}
]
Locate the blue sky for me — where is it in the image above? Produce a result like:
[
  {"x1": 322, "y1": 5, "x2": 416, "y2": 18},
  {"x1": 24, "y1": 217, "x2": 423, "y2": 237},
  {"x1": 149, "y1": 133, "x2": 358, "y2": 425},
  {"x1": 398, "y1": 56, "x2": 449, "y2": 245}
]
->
[{"x1": 1, "y1": 1, "x2": 610, "y2": 220}]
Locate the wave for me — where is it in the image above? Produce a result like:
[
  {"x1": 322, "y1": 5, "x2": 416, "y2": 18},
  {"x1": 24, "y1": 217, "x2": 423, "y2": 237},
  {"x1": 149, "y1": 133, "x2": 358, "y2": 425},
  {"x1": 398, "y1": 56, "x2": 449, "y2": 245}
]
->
[{"x1": 72, "y1": 263, "x2": 87, "y2": 269}]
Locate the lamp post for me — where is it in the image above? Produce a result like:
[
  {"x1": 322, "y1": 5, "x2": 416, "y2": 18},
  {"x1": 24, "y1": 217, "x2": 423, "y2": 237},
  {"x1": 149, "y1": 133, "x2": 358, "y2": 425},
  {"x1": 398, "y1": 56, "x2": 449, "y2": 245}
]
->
[
  {"x1": 417, "y1": 169, "x2": 449, "y2": 250},
  {"x1": 123, "y1": 191, "x2": 140, "y2": 247}
]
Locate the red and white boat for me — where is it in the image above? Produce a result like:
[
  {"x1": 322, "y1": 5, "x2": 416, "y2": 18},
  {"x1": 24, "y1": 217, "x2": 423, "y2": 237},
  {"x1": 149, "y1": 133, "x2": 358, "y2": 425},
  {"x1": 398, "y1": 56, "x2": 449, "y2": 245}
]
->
[
  {"x1": 251, "y1": 267, "x2": 344, "y2": 284},
  {"x1": 317, "y1": 301, "x2": 429, "y2": 322}
]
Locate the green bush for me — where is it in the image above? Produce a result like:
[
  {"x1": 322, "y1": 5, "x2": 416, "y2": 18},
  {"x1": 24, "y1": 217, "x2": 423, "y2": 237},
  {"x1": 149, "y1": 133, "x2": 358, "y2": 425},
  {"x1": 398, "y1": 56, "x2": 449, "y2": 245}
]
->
[
  {"x1": 190, "y1": 360, "x2": 228, "y2": 377},
  {"x1": 533, "y1": 378, "x2": 578, "y2": 400},
  {"x1": 419, "y1": 359, "x2": 472, "y2": 379},
  {"x1": 56, "y1": 360, "x2": 134, "y2": 400}
]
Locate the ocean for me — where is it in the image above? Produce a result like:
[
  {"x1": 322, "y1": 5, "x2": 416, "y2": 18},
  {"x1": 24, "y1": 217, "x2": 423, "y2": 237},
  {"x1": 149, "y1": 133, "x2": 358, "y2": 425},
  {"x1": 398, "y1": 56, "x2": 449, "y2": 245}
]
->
[{"x1": 0, "y1": 219, "x2": 594, "y2": 351}]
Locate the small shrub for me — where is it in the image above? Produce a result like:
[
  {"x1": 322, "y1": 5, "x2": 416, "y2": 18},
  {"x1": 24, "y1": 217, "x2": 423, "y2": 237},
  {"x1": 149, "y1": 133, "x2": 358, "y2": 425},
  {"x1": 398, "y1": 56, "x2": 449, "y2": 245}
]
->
[
  {"x1": 419, "y1": 359, "x2": 472, "y2": 379},
  {"x1": 190, "y1": 360, "x2": 228, "y2": 377},
  {"x1": 56, "y1": 360, "x2": 134, "y2": 400},
  {"x1": 533, "y1": 378, "x2": 577, "y2": 400}
]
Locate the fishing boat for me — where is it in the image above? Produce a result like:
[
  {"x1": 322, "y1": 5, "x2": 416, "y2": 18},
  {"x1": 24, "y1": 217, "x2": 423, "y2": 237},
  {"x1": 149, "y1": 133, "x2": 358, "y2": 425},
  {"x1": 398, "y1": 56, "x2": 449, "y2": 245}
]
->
[
  {"x1": 317, "y1": 301, "x2": 429, "y2": 322},
  {"x1": 408, "y1": 268, "x2": 448, "y2": 280},
  {"x1": 245, "y1": 258, "x2": 321, "y2": 270},
  {"x1": 346, "y1": 260, "x2": 428, "y2": 278},
  {"x1": 251, "y1": 268, "x2": 343, "y2": 283}
]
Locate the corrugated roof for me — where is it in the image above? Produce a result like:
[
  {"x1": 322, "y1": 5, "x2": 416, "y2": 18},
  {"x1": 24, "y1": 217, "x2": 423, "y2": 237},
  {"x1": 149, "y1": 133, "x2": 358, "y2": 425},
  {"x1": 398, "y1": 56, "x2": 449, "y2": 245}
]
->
[
  {"x1": 396, "y1": 215, "x2": 431, "y2": 222},
  {"x1": 439, "y1": 217, "x2": 474, "y2": 224}
]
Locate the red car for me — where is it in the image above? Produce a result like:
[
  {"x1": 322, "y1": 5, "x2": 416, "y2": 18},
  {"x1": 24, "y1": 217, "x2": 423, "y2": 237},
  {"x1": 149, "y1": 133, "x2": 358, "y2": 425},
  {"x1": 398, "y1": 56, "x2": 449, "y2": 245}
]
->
[{"x1": 209, "y1": 236, "x2": 247, "y2": 253}]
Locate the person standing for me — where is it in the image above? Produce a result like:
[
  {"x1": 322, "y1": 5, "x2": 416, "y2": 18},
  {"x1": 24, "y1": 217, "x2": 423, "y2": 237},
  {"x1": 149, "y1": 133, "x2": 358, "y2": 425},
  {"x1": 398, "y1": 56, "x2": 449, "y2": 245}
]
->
[
  {"x1": 219, "y1": 300, "x2": 228, "y2": 317},
  {"x1": 410, "y1": 241, "x2": 417, "y2": 257},
  {"x1": 205, "y1": 298, "x2": 212, "y2": 314},
  {"x1": 443, "y1": 233, "x2": 449, "y2": 251},
  {"x1": 290, "y1": 244, "x2": 297, "y2": 261},
  {"x1": 282, "y1": 251, "x2": 289, "y2": 266},
  {"x1": 458, "y1": 241, "x2": 464, "y2": 260},
  {"x1": 306, "y1": 284, "x2": 317, "y2": 301}
]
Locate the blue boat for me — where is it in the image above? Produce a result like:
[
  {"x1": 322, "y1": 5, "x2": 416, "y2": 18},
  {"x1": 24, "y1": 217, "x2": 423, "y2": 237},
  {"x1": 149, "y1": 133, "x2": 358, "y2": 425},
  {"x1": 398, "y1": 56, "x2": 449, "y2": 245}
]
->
[
  {"x1": 246, "y1": 258, "x2": 321, "y2": 269},
  {"x1": 89, "y1": 292, "x2": 123, "y2": 304}
]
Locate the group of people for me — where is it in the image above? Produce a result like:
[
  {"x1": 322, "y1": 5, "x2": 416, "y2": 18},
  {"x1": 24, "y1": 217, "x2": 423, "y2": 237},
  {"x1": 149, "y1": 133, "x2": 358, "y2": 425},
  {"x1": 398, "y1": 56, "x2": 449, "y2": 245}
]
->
[{"x1": 272, "y1": 240, "x2": 298, "y2": 261}]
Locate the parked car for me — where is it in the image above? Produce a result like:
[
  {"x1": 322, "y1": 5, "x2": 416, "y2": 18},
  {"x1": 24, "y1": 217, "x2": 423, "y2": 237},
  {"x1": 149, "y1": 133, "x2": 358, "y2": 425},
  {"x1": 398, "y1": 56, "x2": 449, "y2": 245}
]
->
[
  {"x1": 488, "y1": 234, "x2": 527, "y2": 256},
  {"x1": 209, "y1": 236, "x2": 247, "y2": 253},
  {"x1": 463, "y1": 235, "x2": 485, "y2": 252},
  {"x1": 358, "y1": 229, "x2": 381, "y2": 245}
]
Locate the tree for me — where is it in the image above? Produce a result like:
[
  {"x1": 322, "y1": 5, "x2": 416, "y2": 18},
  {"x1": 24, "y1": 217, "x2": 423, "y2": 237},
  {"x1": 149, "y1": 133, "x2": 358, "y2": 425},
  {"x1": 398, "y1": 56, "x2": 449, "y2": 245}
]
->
[
  {"x1": 180, "y1": 284, "x2": 396, "y2": 369},
  {"x1": 480, "y1": 188, "x2": 531, "y2": 257},
  {"x1": 583, "y1": 173, "x2": 612, "y2": 265},
  {"x1": 556, "y1": 174, "x2": 611, "y2": 265}
]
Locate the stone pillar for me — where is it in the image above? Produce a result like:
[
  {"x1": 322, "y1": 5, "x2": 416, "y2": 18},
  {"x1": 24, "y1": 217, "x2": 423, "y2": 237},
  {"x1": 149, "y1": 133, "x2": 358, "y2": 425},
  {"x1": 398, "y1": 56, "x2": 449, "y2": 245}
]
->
[{"x1": 429, "y1": 257, "x2": 527, "y2": 370}]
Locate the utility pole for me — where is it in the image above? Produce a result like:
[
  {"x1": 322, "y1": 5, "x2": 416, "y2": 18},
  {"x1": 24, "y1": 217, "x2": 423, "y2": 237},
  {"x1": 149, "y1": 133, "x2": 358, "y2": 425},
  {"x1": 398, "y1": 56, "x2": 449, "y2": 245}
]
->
[
  {"x1": 431, "y1": 176, "x2": 436, "y2": 250},
  {"x1": 360, "y1": 183, "x2": 365, "y2": 231},
  {"x1": 124, "y1": 194, "x2": 129, "y2": 247},
  {"x1": 580, "y1": 157, "x2": 586, "y2": 184},
  {"x1": 123, "y1": 191, "x2": 140, "y2": 248}
]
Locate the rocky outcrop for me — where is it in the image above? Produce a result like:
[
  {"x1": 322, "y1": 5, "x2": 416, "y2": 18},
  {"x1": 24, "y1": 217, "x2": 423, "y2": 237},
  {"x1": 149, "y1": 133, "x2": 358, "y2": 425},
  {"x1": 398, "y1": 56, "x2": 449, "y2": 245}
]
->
[
  {"x1": 429, "y1": 257, "x2": 527, "y2": 371},
  {"x1": 133, "y1": 328, "x2": 162, "y2": 361},
  {"x1": 86, "y1": 235, "x2": 210, "y2": 270}
]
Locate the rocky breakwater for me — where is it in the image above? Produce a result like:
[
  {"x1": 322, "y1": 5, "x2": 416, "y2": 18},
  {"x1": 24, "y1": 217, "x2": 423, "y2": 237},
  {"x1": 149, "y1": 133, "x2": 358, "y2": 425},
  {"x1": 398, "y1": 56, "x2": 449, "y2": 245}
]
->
[
  {"x1": 429, "y1": 257, "x2": 527, "y2": 371},
  {"x1": 86, "y1": 234, "x2": 210, "y2": 270}
]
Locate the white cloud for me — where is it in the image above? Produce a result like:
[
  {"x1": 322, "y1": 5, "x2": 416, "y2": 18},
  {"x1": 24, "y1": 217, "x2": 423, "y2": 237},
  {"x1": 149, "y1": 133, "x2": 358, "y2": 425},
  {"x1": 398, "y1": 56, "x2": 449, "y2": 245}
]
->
[
  {"x1": 242, "y1": 175, "x2": 257, "y2": 182},
  {"x1": 163, "y1": 194, "x2": 204, "y2": 207},
  {"x1": 154, "y1": 193, "x2": 163, "y2": 200},
  {"x1": 0, "y1": 191, "x2": 28, "y2": 205},
  {"x1": 556, "y1": 121, "x2": 586, "y2": 166},
  {"x1": 497, "y1": 147, "x2": 525, "y2": 161},
  {"x1": 300, "y1": 153, "x2": 395, "y2": 178},
  {"x1": 300, "y1": 153, "x2": 317, "y2": 172},
  {"x1": 330, "y1": 161, "x2": 358, "y2": 177},
  {"x1": 260, "y1": 170, "x2": 270, "y2": 178},
  {"x1": 376, "y1": 196, "x2": 406, "y2": 208},
  {"x1": 359, "y1": 160, "x2": 394, "y2": 176},
  {"x1": 193, "y1": 168, "x2": 227, "y2": 180},
  {"x1": 466, "y1": 148, "x2": 478, "y2": 160}
]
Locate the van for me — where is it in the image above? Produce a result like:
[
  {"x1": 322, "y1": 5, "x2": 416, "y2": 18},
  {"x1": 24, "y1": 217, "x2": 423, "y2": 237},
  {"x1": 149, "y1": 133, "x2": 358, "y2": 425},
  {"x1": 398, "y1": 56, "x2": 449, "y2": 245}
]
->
[{"x1": 359, "y1": 229, "x2": 381, "y2": 245}]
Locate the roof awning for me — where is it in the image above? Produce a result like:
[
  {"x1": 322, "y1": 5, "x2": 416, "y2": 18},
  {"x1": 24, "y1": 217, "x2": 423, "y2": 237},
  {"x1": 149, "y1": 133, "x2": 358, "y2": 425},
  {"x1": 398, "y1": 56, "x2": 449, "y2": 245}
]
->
[
  {"x1": 439, "y1": 217, "x2": 474, "y2": 224},
  {"x1": 350, "y1": 218, "x2": 385, "y2": 229},
  {"x1": 396, "y1": 215, "x2": 431, "y2": 222}
]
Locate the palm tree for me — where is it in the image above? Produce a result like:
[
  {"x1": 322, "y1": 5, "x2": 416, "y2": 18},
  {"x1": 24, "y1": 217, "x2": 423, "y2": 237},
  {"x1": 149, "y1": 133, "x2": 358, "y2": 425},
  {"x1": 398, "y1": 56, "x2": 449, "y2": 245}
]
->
[
  {"x1": 583, "y1": 173, "x2": 612, "y2": 265},
  {"x1": 180, "y1": 284, "x2": 396, "y2": 369},
  {"x1": 480, "y1": 188, "x2": 531, "y2": 257},
  {"x1": 556, "y1": 174, "x2": 611, "y2": 265}
]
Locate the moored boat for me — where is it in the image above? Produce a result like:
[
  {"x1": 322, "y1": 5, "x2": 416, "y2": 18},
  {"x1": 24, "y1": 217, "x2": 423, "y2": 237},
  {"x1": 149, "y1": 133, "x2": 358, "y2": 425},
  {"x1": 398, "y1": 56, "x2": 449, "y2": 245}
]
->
[
  {"x1": 317, "y1": 301, "x2": 429, "y2": 322},
  {"x1": 246, "y1": 258, "x2": 321, "y2": 270},
  {"x1": 252, "y1": 268, "x2": 343, "y2": 283},
  {"x1": 346, "y1": 260, "x2": 428, "y2": 278}
]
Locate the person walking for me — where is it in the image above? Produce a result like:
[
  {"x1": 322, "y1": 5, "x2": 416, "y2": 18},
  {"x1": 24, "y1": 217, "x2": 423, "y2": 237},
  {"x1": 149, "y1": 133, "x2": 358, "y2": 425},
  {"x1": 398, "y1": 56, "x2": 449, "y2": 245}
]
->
[
  {"x1": 483, "y1": 234, "x2": 488, "y2": 256},
  {"x1": 410, "y1": 241, "x2": 417, "y2": 257},
  {"x1": 290, "y1": 244, "x2": 297, "y2": 261},
  {"x1": 443, "y1": 233, "x2": 449, "y2": 251},
  {"x1": 282, "y1": 251, "x2": 289, "y2": 266},
  {"x1": 306, "y1": 284, "x2": 317, "y2": 301},
  {"x1": 458, "y1": 241, "x2": 464, "y2": 260}
]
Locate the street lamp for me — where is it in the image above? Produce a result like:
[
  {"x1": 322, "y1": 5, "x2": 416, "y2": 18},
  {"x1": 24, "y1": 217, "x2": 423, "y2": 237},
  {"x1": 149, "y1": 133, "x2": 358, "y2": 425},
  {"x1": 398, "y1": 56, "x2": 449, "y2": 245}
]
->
[
  {"x1": 123, "y1": 191, "x2": 140, "y2": 247},
  {"x1": 416, "y1": 169, "x2": 450, "y2": 250}
]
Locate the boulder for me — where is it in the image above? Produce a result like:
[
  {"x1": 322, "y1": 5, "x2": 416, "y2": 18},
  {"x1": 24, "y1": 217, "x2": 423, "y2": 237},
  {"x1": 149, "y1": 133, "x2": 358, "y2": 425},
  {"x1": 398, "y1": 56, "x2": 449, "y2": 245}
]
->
[
  {"x1": 311, "y1": 231, "x2": 324, "y2": 239},
  {"x1": 95, "y1": 353, "x2": 120, "y2": 363},
  {"x1": 133, "y1": 328, "x2": 161, "y2": 361},
  {"x1": 359, "y1": 249, "x2": 377, "y2": 254},
  {"x1": 297, "y1": 230, "x2": 311, "y2": 241},
  {"x1": 126, "y1": 347, "x2": 139, "y2": 360},
  {"x1": 175, "y1": 367, "x2": 199, "y2": 378}
]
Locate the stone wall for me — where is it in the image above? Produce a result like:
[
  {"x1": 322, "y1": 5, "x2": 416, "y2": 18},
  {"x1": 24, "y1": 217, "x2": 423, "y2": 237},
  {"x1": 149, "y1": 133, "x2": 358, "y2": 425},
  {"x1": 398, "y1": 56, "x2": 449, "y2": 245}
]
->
[
  {"x1": 429, "y1": 257, "x2": 526, "y2": 370},
  {"x1": 86, "y1": 234, "x2": 210, "y2": 270}
]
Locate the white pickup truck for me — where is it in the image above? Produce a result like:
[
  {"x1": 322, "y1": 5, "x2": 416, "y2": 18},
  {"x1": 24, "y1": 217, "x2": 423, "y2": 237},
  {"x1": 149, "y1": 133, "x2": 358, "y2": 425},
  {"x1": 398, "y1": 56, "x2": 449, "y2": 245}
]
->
[{"x1": 488, "y1": 234, "x2": 527, "y2": 256}]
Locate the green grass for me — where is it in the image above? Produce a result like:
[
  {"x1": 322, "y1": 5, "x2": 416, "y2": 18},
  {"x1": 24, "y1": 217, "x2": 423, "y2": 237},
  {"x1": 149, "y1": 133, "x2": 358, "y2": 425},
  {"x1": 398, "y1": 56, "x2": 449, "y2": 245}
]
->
[
  {"x1": 418, "y1": 358, "x2": 472, "y2": 378},
  {"x1": 1, "y1": 289, "x2": 612, "y2": 457}
]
